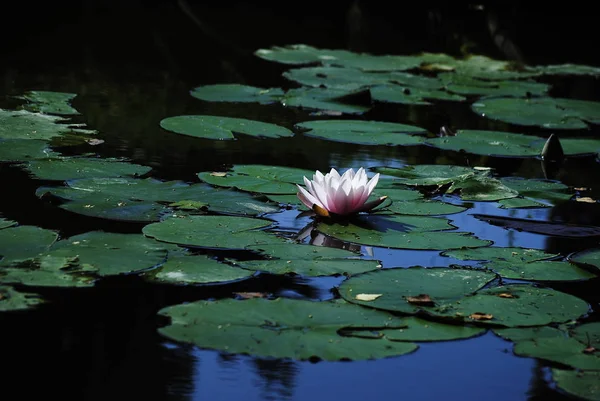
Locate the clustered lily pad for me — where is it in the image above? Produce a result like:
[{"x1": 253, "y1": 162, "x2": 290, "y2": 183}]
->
[{"x1": 15, "y1": 91, "x2": 80, "y2": 115}]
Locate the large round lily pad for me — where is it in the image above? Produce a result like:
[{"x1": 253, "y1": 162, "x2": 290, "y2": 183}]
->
[
  {"x1": 148, "y1": 254, "x2": 254, "y2": 285},
  {"x1": 16, "y1": 91, "x2": 79, "y2": 115},
  {"x1": 339, "y1": 267, "x2": 496, "y2": 314},
  {"x1": 0, "y1": 139, "x2": 60, "y2": 162},
  {"x1": 370, "y1": 85, "x2": 466, "y2": 105},
  {"x1": 0, "y1": 225, "x2": 58, "y2": 267},
  {"x1": 198, "y1": 164, "x2": 312, "y2": 194},
  {"x1": 552, "y1": 369, "x2": 600, "y2": 401},
  {"x1": 443, "y1": 247, "x2": 597, "y2": 281},
  {"x1": 0, "y1": 109, "x2": 93, "y2": 140},
  {"x1": 0, "y1": 285, "x2": 43, "y2": 311},
  {"x1": 282, "y1": 87, "x2": 371, "y2": 114},
  {"x1": 472, "y1": 96, "x2": 600, "y2": 129},
  {"x1": 24, "y1": 157, "x2": 151, "y2": 181},
  {"x1": 295, "y1": 119, "x2": 427, "y2": 146},
  {"x1": 158, "y1": 297, "x2": 417, "y2": 361},
  {"x1": 190, "y1": 84, "x2": 284, "y2": 104},
  {"x1": 143, "y1": 215, "x2": 281, "y2": 249},
  {"x1": 160, "y1": 115, "x2": 293, "y2": 140},
  {"x1": 439, "y1": 74, "x2": 550, "y2": 97},
  {"x1": 316, "y1": 214, "x2": 490, "y2": 250}
]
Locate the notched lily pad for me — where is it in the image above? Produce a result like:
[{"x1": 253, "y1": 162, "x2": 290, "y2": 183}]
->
[
  {"x1": 552, "y1": 369, "x2": 600, "y2": 401},
  {"x1": 0, "y1": 225, "x2": 58, "y2": 267},
  {"x1": 148, "y1": 254, "x2": 254, "y2": 285},
  {"x1": 160, "y1": 115, "x2": 293, "y2": 140},
  {"x1": 24, "y1": 157, "x2": 151, "y2": 181},
  {"x1": 0, "y1": 139, "x2": 60, "y2": 162},
  {"x1": 158, "y1": 297, "x2": 417, "y2": 361},
  {"x1": 190, "y1": 84, "x2": 284, "y2": 104},
  {"x1": 0, "y1": 109, "x2": 94, "y2": 141}
]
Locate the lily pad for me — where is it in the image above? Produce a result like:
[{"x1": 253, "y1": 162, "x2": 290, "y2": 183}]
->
[
  {"x1": 382, "y1": 200, "x2": 466, "y2": 216},
  {"x1": 496, "y1": 322, "x2": 600, "y2": 370},
  {"x1": 295, "y1": 119, "x2": 427, "y2": 146},
  {"x1": 420, "y1": 54, "x2": 540, "y2": 80},
  {"x1": 198, "y1": 165, "x2": 312, "y2": 194},
  {"x1": 254, "y1": 44, "x2": 355, "y2": 66},
  {"x1": 160, "y1": 115, "x2": 293, "y2": 140},
  {"x1": 473, "y1": 214, "x2": 600, "y2": 237},
  {"x1": 0, "y1": 139, "x2": 60, "y2": 162},
  {"x1": 552, "y1": 369, "x2": 600, "y2": 401},
  {"x1": 190, "y1": 84, "x2": 284, "y2": 104},
  {"x1": 570, "y1": 248, "x2": 600, "y2": 269},
  {"x1": 339, "y1": 267, "x2": 496, "y2": 314},
  {"x1": 148, "y1": 254, "x2": 254, "y2": 285},
  {"x1": 158, "y1": 297, "x2": 417, "y2": 361},
  {"x1": 344, "y1": 316, "x2": 486, "y2": 342},
  {"x1": 16, "y1": 91, "x2": 79, "y2": 115},
  {"x1": 538, "y1": 63, "x2": 600, "y2": 76},
  {"x1": 24, "y1": 157, "x2": 151, "y2": 181},
  {"x1": 246, "y1": 243, "x2": 362, "y2": 259},
  {"x1": 472, "y1": 96, "x2": 600, "y2": 129},
  {"x1": 500, "y1": 177, "x2": 572, "y2": 206},
  {"x1": 443, "y1": 247, "x2": 597, "y2": 281},
  {"x1": 317, "y1": 214, "x2": 490, "y2": 250},
  {"x1": 439, "y1": 74, "x2": 550, "y2": 97},
  {"x1": 48, "y1": 232, "x2": 171, "y2": 276},
  {"x1": 426, "y1": 130, "x2": 600, "y2": 157},
  {"x1": 0, "y1": 225, "x2": 58, "y2": 267},
  {"x1": 0, "y1": 218, "x2": 17, "y2": 230},
  {"x1": 370, "y1": 85, "x2": 466, "y2": 105},
  {"x1": 374, "y1": 165, "x2": 476, "y2": 186},
  {"x1": 0, "y1": 253, "x2": 97, "y2": 287},
  {"x1": 143, "y1": 215, "x2": 281, "y2": 249},
  {"x1": 0, "y1": 109, "x2": 93, "y2": 141},
  {"x1": 282, "y1": 87, "x2": 370, "y2": 115},
  {"x1": 0, "y1": 285, "x2": 43, "y2": 312}
]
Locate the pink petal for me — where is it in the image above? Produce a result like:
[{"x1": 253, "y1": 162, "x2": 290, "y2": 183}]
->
[{"x1": 297, "y1": 185, "x2": 323, "y2": 209}]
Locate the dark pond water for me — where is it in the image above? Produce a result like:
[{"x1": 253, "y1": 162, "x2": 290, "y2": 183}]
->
[{"x1": 1, "y1": 2, "x2": 599, "y2": 400}]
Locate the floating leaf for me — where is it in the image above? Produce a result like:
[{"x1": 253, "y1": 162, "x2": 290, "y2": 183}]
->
[
  {"x1": 282, "y1": 87, "x2": 370, "y2": 114},
  {"x1": 538, "y1": 63, "x2": 600, "y2": 76},
  {"x1": 570, "y1": 248, "x2": 600, "y2": 269},
  {"x1": 235, "y1": 258, "x2": 379, "y2": 277},
  {"x1": 339, "y1": 267, "x2": 496, "y2": 314},
  {"x1": 552, "y1": 369, "x2": 600, "y2": 401},
  {"x1": 158, "y1": 297, "x2": 417, "y2": 361},
  {"x1": 160, "y1": 115, "x2": 293, "y2": 140},
  {"x1": 295, "y1": 119, "x2": 427, "y2": 146},
  {"x1": 0, "y1": 225, "x2": 58, "y2": 267},
  {"x1": 143, "y1": 215, "x2": 281, "y2": 249},
  {"x1": 500, "y1": 177, "x2": 572, "y2": 206},
  {"x1": 439, "y1": 74, "x2": 550, "y2": 97},
  {"x1": 16, "y1": 91, "x2": 79, "y2": 115},
  {"x1": 472, "y1": 97, "x2": 600, "y2": 129},
  {"x1": 24, "y1": 157, "x2": 151, "y2": 181},
  {"x1": 0, "y1": 109, "x2": 93, "y2": 141},
  {"x1": 148, "y1": 254, "x2": 254, "y2": 285},
  {"x1": 0, "y1": 285, "x2": 43, "y2": 312},
  {"x1": 372, "y1": 316, "x2": 486, "y2": 342},
  {"x1": 48, "y1": 232, "x2": 171, "y2": 276},
  {"x1": 0, "y1": 218, "x2": 17, "y2": 230},
  {"x1": 374, "y1": 165, "x2": 476, "y2": 186},
  {"x1": 254, "y1": 44, "x2": 355, "y2": 66},
  {"x1": 198, "y1": 164, "x2": 312, "y2": 194},
  {"x1": 382, "y1": 200, "x2": 466, "y2": 216},
  {"x1": 370, "y1": 85, "x2": 465, "y2": 105},
  {"x1": 444, "y1": 247, "x2": 597, "y2": 281},
  {"x1": 246, "y1": 243, "x2": 361, "y2": 259},
  {"x1": 0, "y1": 139, "x2": 60, "y2": 162},
  {"x1": 190, "y1": 84, "x2": 284, "y2": 104}
]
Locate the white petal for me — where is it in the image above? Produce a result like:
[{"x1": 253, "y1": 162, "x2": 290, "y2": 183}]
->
[
  {"x1": 311, "y1": 180, "x2": 331, "y2": 210},
  {"x1": 297, "y1": 185, "x2": 323, "y2": 209},
  {"x1": 365, "y1": 173, "x2": 380, "y2": 196}
]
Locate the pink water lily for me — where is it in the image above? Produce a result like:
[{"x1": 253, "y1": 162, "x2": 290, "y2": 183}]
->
[{"x1": 297, "y1": 168, "x2": 387, "y2": 217}]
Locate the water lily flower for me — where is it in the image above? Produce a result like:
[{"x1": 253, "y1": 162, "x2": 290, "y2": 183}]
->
[{"x1": 297, "y1": 168, "x2": 387, "y2": 217}]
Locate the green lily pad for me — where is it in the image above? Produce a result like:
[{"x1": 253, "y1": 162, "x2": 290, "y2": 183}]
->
[
  {"x1": 158, "y1": 297, "x2": 417, "y2": 361},
  {"x1": 0, "y1": 139, "x2": 60, "y2": 162},
  {"x1": 570, "y1": 248, "x2": 600, "y2": 269},
  {"x1": 37, "y1": 177, "x2": 278, "y2": 221},
  {"x1": 317, "y1": 214, "x2": 490, "y2": 250},
  {"x1": 0, "y1": 285, "x2": 43, "y2": 312},
  {"x1": 539, "y1": 63, "x2": 600, "y2": 76},
  {"x1": 500, "y1": 177, "x2": 572, "y2": 206},
  {"x1": 0, "y1": 252, "x2": 97, "y2": 287},
  {"x1": 235, "y1": 243, "x2": 380, "y2": 276},
  {"x1": 190, "y1": 84, "x2": 284, "y2": 104},
  {"x1": 426, "y1": 130, "x2": 600, "y2": 157},
  {"x1": 0, "y1": 225, "x2": 58, "y2": 267},
  {"x1": 339, "y1": 267, "x2": 496, "y2": 314},
  {"x1": 344, "y1": 316, "x2": 486, "y2": 342},
  {"x1": 552, "y1": 369, "x2": 600, "y2": 401},
  {"x1": 254, "y1": 44, "x2": 355, "y2": 66},
  {"x1": 0, "y1": 109, "x2": 94, "y2": 141},
  {"x1": 198, "y1": 164, "x2": 312, "y2": 194},
  {"x1": 160, "y1": 115, "x2": 293, "y2": 140},
  {"x1": 496, "y1": 322, "x2": 600, "y2": 370},
  {"x1": 448, "y1": 173, "x2": 517, "y2": 201},
  {"x1": 143, "y1": 215, "x2": 281, "y2": 249},
  {"x1": 472, "y1": 97, "x2": 600, "y2": 129},
  {"x1": 370, "y1": 85, "x2": 466, "y2": 105},
  {"x1": 435, "y1": 285, "x2": 589, "y2": 327},
  {"x1": 443, "y1": 247, "x2": 597, "y2": 281},
  {"x1": 295, "y1": 119, "x2": 427, "y2": 146},
  {"x1": 47, "y1": 232, "x2": 171, "y2": 276},
  {"x1": 382, "y1": 200, "x2": 466, "y2": 216},
  {"x1": 420, "y1": 54, "x2": 540, "y2": 80},
  {"x1": 282, "y1": 87, "x2": 371, "y2": 114},
  {"x1": 148, "y1": 254, "x2": 254, "y2": 285},
  {"x1": 374, "y1": 165, "x2": 476, "y2": 186},
  {"x1": 16, "y1": 91, "x2": 79, "y2": 115},
  {"x1": 0, "y1": 218, "x2": 17, "y2": 230},
  {"x1": 24, "y1": 157, "x2": 151, "y2": 181},
  {"x1": 439, "y1": 74, "x2": 550, "y2": 97}
]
